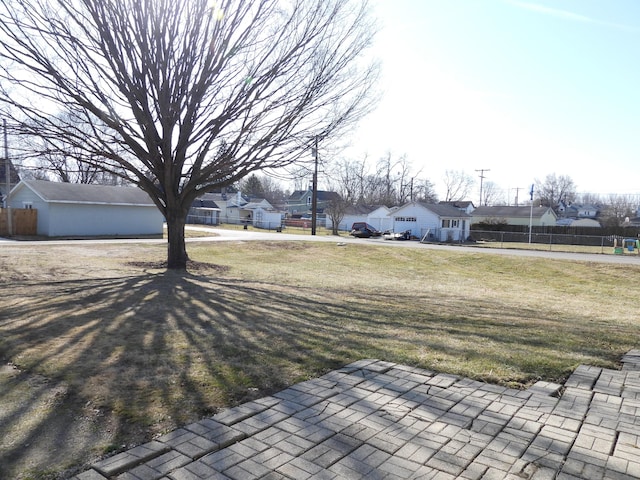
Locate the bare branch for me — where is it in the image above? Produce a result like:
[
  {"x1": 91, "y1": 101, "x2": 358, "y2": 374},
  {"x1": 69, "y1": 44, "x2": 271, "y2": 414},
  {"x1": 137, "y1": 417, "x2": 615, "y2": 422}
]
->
[{"x1": 0, "y1": 0, "x2": 379, "y2": 267}]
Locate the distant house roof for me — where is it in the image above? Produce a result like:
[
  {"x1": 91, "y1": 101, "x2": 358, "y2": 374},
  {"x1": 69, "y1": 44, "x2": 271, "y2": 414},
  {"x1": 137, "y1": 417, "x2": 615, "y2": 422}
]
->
[
  {"x1": 419, "y1": 203, "x2": 471, "y2": 217},
  {"x1": 439, "y1": 201, "x2": 474, "y2": 209},
  {"x1": 11, "y1": 179, "x2": 156, "y2": 206},
  {"x1": 394, "y1": 202, "x2": 471, "y2": 217},
  {"x1": 198, "y1": 191, "x2": 248, "y2": 207},
  {"x1": 191, "y1": 194, "x2": 219, "y2": 209},
  {"x1": 244, "y1": 199, "x2": 276, "y2": 211},
  {"x1": 287, "y1": 189, "x2": 341, "y2": 202},
  {"x1": 472, "y1": 206, "x2": 554, "y2": 218}
]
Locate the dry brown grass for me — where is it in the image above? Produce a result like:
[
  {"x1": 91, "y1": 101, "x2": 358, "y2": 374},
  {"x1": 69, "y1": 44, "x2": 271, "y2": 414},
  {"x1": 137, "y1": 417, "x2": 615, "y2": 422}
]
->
[{"x1": 0, "y1": 239, "x2": 638, "y2": 478}]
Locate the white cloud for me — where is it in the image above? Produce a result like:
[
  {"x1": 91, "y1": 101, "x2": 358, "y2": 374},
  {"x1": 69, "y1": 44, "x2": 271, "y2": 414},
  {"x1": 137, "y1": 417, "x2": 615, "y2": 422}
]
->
[{"x1": 507, "y1": 0, "x2": 637, "y2": 31}]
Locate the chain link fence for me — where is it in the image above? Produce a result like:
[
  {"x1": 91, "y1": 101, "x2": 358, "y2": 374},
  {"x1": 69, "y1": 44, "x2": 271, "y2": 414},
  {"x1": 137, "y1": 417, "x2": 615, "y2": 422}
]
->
[{"x1": 470, "y1": 229, "x2": 640, "y2": 253}]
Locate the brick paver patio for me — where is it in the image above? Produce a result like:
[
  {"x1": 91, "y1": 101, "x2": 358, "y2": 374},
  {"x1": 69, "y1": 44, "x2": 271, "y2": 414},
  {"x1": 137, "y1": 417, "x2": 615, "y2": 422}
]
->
[{"x1": 73, "y1": 350, "x2": 640, "y2": 479}]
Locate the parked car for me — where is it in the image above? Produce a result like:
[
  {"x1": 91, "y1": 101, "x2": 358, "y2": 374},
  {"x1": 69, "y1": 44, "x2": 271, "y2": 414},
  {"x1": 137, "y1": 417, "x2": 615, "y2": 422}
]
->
[
  {"x1": 350, "y1": 222, "x2": 382, "y2": 238},
  {"x1": 383, "y1": 229, "x2": 412, "y2": 241}
]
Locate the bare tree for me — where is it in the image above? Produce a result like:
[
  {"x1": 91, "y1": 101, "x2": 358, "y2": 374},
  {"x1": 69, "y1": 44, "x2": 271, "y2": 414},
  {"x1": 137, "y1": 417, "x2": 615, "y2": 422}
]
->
[
  {"x1": 601, "y1": 193, "x2": 637, "y2": 226},
  {"x1": 0, "y1": 0, "x2": 378, "y2": 268},
  {"x1": 442, "y1": 170, "x2": 474, "y2": 202},
  {"x1": 329, "y1": 153, "x2": 434, "y2": 206},
  {"x1": 413, "y1": 178, "x2": 438, "y2": 203},
  {"x1": 324, "y1": 196, "x2": 350, "y2": 234},
  {"x1": 257, "y1": 174, "x2": 288, "y2": 207},
  {"x1": 481, "y1": 181, "x2": 502, "y2": 206},
  {"x1": 20, "y1": 108, "x2": 127, "y2": 184},
  {"x1": 535, "y1": 174, "x2": 576, "y2": 211}
]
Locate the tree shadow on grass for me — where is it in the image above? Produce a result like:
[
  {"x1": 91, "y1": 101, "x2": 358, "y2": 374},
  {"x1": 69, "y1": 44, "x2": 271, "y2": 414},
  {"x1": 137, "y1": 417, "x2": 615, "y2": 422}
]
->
[
  {"x1": 0, "y1": 268, "x2": 635, "y2": 478},
  {"x1": 0, "y1": 269, "x2": 387, "y2": 477}
]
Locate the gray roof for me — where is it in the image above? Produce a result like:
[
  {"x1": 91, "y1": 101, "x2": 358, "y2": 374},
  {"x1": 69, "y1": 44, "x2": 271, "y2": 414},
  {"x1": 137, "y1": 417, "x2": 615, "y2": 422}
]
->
[
  {"x1": 16, "y1": 179, "x2": 156, "y2": 206},
  {"x1": 439, "y1": 200, "x2": 474, "y2": 209},
  {"x1": 418, "y1": 202, "x2": 471, "y2": 217},
  {"x1": 472, "y1": 206, "x2": 555, "y2": 218},
  {"x1": 287, "y1": 189, "x2": 341, "y2": 202}
]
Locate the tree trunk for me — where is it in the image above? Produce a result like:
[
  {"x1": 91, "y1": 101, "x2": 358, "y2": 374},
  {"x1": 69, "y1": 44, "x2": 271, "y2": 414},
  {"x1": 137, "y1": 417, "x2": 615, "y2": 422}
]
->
[{"x1": 166, "y1": 210, "x2": 188, "y2": 270}]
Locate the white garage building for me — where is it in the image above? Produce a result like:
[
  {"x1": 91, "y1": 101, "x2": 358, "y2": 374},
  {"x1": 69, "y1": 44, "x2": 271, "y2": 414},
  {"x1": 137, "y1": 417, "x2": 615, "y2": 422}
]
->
[{"x1": 8, "y1": 179, "x2": 164, "y2": 237}]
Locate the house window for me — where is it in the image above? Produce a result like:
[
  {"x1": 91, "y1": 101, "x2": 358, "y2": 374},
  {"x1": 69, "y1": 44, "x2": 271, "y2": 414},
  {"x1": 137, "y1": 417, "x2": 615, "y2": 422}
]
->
[
  {"x1": 307, "y1": 196, "x2": 312, "y2": 206},
  {"x1": 394, "y1": 216, "x2": 416, "y2": 222},
  {"x1": 442, "y1": 219, "x2": 459, "y2": 228},
  {"x1": 23, "y1": 202, "x2": 33, "y2": 209}
]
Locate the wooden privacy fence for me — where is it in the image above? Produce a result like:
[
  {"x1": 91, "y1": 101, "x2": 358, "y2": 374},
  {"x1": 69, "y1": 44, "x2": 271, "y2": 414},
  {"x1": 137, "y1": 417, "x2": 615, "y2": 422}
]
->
[{"x1": 0, "y1": 208, "x2": 37, "y2": 236}]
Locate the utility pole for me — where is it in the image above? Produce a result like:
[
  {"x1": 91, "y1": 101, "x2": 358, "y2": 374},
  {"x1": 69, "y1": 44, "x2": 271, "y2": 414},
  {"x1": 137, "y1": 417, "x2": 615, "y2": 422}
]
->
[
  {"x1": 528, "y1": 184, "x2": 534, "y2": 244},
  {"x1": 311, "y1": 136, "x2": 318, "y2": 236},
  {"x1": 401, "y1": 177, "x2": 414, "y2": 202},
  {"x1": 3, "y1": 119, "x2": 11, "y2": 236},
  {"x1": 475, "y1": 169, "x2": 490, "y2": 206},
  {"x1": 513, "y1": 187, "x2": 522, "y2": 206}
]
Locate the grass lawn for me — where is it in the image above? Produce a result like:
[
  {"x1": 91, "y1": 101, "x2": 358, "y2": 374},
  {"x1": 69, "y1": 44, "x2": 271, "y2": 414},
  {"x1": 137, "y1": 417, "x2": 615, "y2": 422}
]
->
[{"x1": 0, "y1": 239, "x2": 638, "y2": 478}]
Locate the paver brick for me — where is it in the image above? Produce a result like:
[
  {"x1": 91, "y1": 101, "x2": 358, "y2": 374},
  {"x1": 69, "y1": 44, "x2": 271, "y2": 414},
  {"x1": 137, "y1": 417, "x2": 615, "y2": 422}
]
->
[
  {"x1": 157, "y1": 429, "x2": 218, "y2": 459},
  {"x1": 118, "y1": 451, "x2": 191, "y2": 480},
  {"x1": 93, "y1": 441, "x2": 170, "y2": 477},
  {"x1": 199, "y1": 448, "x2": 245, "y2": 471},
  {"x1": 72, "y1": 470, "x2": 108, "y2": 480},
  {"x1": 378, "y1": 455, "x2": 423, "y2": 477},
  {"x1": 77, "y1": 352, "x2": 640, "y2": 480},
  {"x1": 253, "y1": 449, "x2": 295, "y2": 469},
  {"x1": 184, "y1": 419, "x2": 245, "y2": 448},
  {"x1": 168, "y1": 459, "x2": 230, "y2": 480},
  {"x1": 223, "y1": 458, "x2": 272, "y2": 480},
  {"x1": 277, "y1": 456, "x2": 323, "y2": 478}
]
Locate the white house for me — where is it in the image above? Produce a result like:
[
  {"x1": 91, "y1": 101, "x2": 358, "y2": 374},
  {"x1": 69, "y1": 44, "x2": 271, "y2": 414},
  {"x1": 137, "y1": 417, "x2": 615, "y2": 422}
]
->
[
  {"x1": 252, "y1": 207, "x2": 283, "y2": 230},
  {"x1": 8, "y1": 179, "x2": 164, "y2": 237},
  {"x1": 471, "y1": 206, "x2": 557, "y2": 227},
  {"x1": 188, "y1": 195, "x2": 220, "y2": 225},
  {"x1": 557, "y1": 201, "x2": 600, "y2": 219},
  {"x1": 439, "y1": 200, "x2": 475, "y2": 215},
  {"x1": 327, "y1": 205, "x2": 393, "y2": 232},
  {"x1": 392, "y1": 202, "x2": 471, "y2": 242}
]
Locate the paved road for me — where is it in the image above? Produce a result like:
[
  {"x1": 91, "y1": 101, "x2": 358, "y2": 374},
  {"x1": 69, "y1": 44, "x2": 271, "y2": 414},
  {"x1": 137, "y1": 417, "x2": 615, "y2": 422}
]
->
[
  {"x1": 3, "y1": 226, "x2": 640, "y2": 266},
  {"x1": 189, "y1": 227, "x2": 640, "y2": 266}
]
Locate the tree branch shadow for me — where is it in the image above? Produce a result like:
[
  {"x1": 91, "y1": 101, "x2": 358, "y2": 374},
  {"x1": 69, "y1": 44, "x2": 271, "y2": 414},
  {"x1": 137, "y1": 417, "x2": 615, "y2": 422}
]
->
[{"x1": 0, "y1": 267, "x2": 634, "y2": 478}]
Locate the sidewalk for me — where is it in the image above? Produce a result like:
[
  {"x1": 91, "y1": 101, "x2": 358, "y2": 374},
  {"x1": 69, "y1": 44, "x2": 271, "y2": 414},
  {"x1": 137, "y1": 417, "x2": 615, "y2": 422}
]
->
[{"x1": 73, "y1": 350, "x2": 640, "y2": 480}]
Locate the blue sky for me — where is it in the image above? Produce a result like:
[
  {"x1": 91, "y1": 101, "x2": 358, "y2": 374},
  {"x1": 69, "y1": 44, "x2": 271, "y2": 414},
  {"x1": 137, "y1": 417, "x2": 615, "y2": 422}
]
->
[{"x1": 345, "y1": 0, "x2": 640, "y2": 202}]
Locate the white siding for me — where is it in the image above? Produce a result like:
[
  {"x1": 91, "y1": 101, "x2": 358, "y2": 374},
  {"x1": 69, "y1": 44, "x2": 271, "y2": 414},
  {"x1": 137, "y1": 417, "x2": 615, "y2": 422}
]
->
[
  {"x1": 48, "y1": 203, "x2": 163, "y2": 236},
  {"x1": 392, "y1": 203, "x2": 470, "y2": 242},
  {"x1": 253, "y1": 208, "x2": 282, "y2": 229},
  {"x1": 9, "y1": 185, "x2": 52, "y2": 235},
  {"x1": 367, "y1": 207, "x2": 392, "y2": 231},
  {"x1": 391, "y1": 205, "x2": 439, "y2": 238},
  {"x1": 9, "y1": 186, "x2": 163, "y2": 236},
  {"x1": 326, "y1": 214, "x2": 366, "y2": 231},
  {"x1": 327, "y1": 208, "x2": 393, "y2": 232}
]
